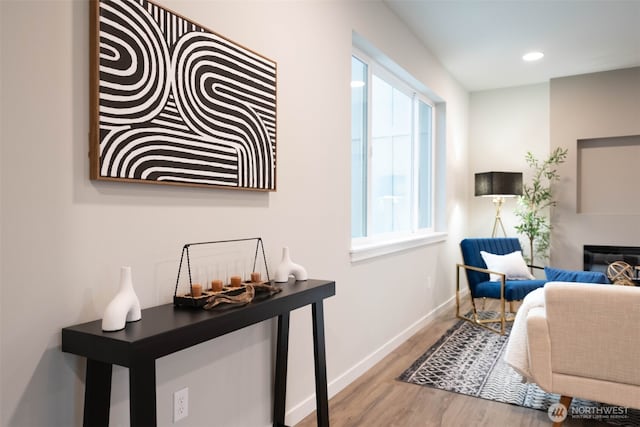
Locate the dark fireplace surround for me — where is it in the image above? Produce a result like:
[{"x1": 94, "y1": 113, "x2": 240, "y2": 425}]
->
[{"x1": 584, "y1": 245, "x2": 640, "y2": 282}]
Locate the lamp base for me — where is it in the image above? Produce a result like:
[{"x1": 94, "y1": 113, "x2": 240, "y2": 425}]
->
[{"x1": 491, "y1": 197, "x2": 507, "y2": 237}]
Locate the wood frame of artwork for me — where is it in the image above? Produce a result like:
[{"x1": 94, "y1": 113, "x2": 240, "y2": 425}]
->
[{"x1": 89, "y1": 0, "x2": 277, "y2": 191}]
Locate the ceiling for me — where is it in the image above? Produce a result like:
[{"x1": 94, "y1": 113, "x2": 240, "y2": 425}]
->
[{"x1": 384, "y1": 0, "x2": 640, "y2": 92}]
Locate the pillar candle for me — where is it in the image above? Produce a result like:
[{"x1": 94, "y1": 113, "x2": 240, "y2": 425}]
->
[
  {"x1": 211, "y1": 279, "x2": 223, "y2": 292},
  {"x1": 191, "y1": 283, "x2": 202, "y2": 297}
]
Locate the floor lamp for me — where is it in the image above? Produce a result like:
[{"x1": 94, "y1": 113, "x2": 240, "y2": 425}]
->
[{"x1": 475, "y1": 172, "x2": 523, "y2": 237}]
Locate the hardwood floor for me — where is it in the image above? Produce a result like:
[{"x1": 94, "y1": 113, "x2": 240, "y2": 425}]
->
[{"x1": 296, "y1": 301, "x2": 604, "y2": 427}]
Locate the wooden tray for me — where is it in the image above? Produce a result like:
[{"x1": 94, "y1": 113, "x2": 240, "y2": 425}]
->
[
  {"x1": 173, "y1": 285, "x2": 247, "y2": 308},
  {"x1": 173, "y1": 281, "x2": 281, "y2": 308}
]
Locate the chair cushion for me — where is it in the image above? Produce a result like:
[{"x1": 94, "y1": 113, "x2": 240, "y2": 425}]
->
[
  {"x1": 480, "y1": 250, "x2": 535, "y2": 281},
  {"x1": 544, "y1": 266, "x2": 609, "y2": 284},
  {"x1": 474, "y1": 279, "x2": 547, "y2": 301}
]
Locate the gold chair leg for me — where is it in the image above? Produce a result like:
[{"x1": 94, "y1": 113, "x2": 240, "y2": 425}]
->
[
  {"x1": 455, "y1": 264, "x2": 515, "y2": 335},
  {"x1": 471, "y1": 298, "x2": 479, "y2": 322},
  {"x1": 500, "y1": 296, "x2": 506, "y2": 335},
  {"x1": 457, "y1": 263, "x2": 479, "y2": 322},
  {"x1": 455, "y1": 265, "x2": 462, "y2": 318}
]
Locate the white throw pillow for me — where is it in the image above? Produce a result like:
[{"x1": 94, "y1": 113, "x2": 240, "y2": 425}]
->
[{"x1": 480, "y1": 250, "x2": 535, "y2": 281}]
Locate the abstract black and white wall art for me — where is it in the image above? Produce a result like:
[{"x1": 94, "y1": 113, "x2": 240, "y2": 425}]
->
[{"x1": 90, "y1": 0, "x2": 277, "y2": 191}]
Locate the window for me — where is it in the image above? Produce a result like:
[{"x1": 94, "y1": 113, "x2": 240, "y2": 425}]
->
[{"x1": 351, "y1": 51, "x2": 440, "y2": 260}]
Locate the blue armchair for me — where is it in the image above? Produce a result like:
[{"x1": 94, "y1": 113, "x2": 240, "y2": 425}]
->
[{"x1": 456, "y1": 238, "x2": 546, "y2": 335}]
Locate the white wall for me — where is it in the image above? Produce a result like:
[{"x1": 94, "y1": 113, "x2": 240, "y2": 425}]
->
[
  {"x1": 0, "y1": 1, "x2": 469, "y2": 426},
  {"x1": 0, "y1": 0, "x2": 4, "y2": 416},
  {"x1": 468, "y1": 70, "x2": 640, "y2": 271},
  {"x1": 468, "y1": 83, "x2": 550, "y2": 240},
  {"x1": 550, "y1": 67, "x2": 640, "y2": 269}
]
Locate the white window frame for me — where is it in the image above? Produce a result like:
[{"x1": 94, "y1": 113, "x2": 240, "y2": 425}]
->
[{"x1": 350, "y1": 49, "x2": 446, "y2": 262}]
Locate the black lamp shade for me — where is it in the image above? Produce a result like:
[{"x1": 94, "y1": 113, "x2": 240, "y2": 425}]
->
[{"x1": 475, "y1": 172, "x2": 523, "y2": 197}]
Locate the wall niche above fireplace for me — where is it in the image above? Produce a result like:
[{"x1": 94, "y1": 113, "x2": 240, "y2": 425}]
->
[{"x1": 577, "y1": 134, "x2": 640, "y2": 215}]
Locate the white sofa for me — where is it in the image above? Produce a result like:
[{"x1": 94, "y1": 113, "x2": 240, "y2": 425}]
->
[{"x1": 504, "y1": 282, "x2": 640, "y2": 420}]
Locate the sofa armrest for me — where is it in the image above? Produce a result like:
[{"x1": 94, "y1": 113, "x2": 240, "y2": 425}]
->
[
  {"x1": 544, "y1": 282, "x2": 640, "y2": 386},
  {"x1": 526, "y1": 306, "x2": 552, "y2": 391}
]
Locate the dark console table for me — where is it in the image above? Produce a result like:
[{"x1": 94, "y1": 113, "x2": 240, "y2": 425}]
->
[{"x1": 62, "y1": 278, "x2": 335, "y2": 427}]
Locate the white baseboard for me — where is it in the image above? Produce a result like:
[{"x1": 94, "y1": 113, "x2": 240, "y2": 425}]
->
[{"x1": 285, "y1": 293, "x2": 458, "y2": 426}]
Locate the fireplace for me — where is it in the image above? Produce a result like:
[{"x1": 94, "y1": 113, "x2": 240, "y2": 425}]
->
[{"x1": 583, "y1": 245, "x2": 640, "y2": 282}]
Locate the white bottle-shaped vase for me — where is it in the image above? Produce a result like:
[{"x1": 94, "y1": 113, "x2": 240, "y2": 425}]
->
[
  {"x1": 102, "y1": 266, "x2": 142, "y2": 332},
  {"x1": 274, "y1": 247, "x2": 308, "y2": 283}
]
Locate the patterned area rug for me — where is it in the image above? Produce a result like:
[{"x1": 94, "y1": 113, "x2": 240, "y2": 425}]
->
[{"x1": 398, "y1": 315, "x2": 639, "y2": 426}]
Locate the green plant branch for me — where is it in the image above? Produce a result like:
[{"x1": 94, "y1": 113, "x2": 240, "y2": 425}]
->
[{"x1": 515, "y1": 147, "x2": 568, "y2": 267}]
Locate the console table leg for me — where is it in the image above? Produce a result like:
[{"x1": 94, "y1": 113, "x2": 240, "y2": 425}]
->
[
  {"x1": 129, "y1": 360, "x2": 157, "y2": 427},
  {"x1": 273, "y1": 313, "x2": 290, "y2": 427},
  {"x1": 312, "y1": 301, "x2": 329, "y2": 427},
  {"x1": 84, "y1": 359, "x2": 112, "y2": 427}
]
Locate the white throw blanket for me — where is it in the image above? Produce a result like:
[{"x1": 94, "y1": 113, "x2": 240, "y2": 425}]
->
[{"x1": 503, "y1": 287, "x2": 546, "y2": 380}]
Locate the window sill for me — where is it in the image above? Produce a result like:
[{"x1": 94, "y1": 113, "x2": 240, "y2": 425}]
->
[{"x1": 350, "y1": 232, "x2": 448, "y2": 263}]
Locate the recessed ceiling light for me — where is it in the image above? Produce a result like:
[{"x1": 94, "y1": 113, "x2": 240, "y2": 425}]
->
[{"x1": 522, "y1": 51, "x2": 544, "y2": 62}]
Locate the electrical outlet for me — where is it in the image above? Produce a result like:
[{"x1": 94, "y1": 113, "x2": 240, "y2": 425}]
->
[{"x1": 173, "y1": 387, "x2": 188, "y2": 423}]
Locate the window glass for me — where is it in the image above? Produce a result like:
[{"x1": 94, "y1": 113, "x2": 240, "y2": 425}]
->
[
  {"x1": 417, "y1": 100, "x2": 433, "y2": 229},
  {"x1": 351, "y1": 51, "x2": 435, "y2": 247},
  {"x1": 351, "y1": 56, "x2": 367, "y2": 238},
  {"x1": 371, "y1": 75, "x2": 412, "y2": 234}
]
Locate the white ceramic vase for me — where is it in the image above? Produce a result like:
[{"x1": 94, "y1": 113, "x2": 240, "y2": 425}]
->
[
  {"x1": 274, "y1": 247, "x2": 308, "y2": 283},
  {"x1": 101, "y1": 266, "x2": 142, "y2": 332}
]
